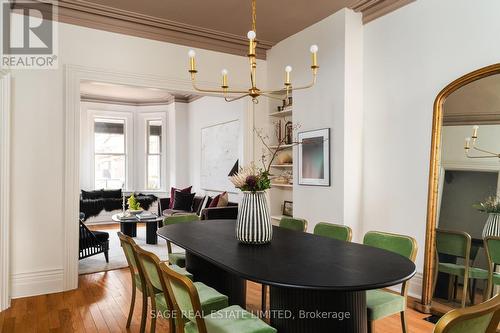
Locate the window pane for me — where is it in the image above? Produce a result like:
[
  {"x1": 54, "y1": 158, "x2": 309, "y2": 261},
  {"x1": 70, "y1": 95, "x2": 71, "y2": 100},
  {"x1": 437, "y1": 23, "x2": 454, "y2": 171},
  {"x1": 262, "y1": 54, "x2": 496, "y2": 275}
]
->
[
  {"x1": 147, "y1": 155, "x2": 161, "y2": 190},
  {"x1": 95, "y1": 119, "x2": 125, "y2": 154},
  {"x1": 148, "y1": 120, "x2": 162, "y2": 154},
  {"x1": 95, "y1": 155, "x2": 125, "y2": 189}
]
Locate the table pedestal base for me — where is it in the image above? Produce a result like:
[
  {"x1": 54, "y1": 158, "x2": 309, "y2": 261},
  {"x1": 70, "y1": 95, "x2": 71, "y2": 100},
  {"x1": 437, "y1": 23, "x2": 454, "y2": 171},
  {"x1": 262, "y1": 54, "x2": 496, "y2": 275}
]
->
[
  {"x1": 186, "y1": 252, "x2": 247, "y2": 308},
  {"x1": 120, "y1": 222, "x2": 137, "y2": 238},
  {"x1": 269, "y1": 286, "x2": 367, "y2": 333}
]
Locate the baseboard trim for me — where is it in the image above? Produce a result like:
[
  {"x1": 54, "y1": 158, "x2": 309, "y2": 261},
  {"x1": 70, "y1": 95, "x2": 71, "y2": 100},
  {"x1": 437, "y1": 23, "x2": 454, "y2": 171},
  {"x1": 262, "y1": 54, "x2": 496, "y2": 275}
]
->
[
  {"x1": 388, "y1": 271, "x2": 423, "y2": 301},
  {"x1": 11, "y1": 269, "x2": 64, "y2": 298}
]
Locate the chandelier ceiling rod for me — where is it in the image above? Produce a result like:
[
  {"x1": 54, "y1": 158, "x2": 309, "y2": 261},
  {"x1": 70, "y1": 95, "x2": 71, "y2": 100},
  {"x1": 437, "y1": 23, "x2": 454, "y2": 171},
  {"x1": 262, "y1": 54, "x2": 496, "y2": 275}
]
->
[{"x1": 187, "y1": 0, "x2": 319, "y2": 103}]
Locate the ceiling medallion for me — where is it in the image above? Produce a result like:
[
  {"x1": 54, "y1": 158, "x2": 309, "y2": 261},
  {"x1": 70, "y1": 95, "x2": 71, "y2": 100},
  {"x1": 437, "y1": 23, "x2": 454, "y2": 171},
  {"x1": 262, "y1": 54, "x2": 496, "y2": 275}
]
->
[{"x1": 187, "y1": 0, "x2": 319, "y2": 103}]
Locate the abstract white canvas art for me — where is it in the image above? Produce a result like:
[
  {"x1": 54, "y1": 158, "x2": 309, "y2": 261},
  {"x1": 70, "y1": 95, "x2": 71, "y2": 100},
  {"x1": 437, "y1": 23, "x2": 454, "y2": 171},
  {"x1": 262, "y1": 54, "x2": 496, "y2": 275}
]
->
[{"x1": 201, "y1": 120, "x2": 240, "y2": 193}]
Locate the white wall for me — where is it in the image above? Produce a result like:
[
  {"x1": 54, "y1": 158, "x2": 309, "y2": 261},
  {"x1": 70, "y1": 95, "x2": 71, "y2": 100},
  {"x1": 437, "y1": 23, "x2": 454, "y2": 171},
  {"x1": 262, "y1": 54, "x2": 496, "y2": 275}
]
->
[
  {"x1": 187, "y1": 96, "x2": 249, "y2": 202},
  {"x1": 362, "y1": 0, "x2": 500, "y2": 283},
  {"x1": 8, "y1": 21, "x2": 266, "y2": 298},
  {"x1": 266, "y1": 9, "x2": 364, "y2": 233}
]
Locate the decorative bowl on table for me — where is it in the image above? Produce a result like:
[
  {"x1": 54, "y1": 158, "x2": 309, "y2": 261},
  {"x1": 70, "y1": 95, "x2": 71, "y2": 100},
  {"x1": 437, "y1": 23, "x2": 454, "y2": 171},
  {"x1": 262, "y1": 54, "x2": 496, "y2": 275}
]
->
[{"x1": 128, "y1": 209, "x2": 144, "y2": 215}]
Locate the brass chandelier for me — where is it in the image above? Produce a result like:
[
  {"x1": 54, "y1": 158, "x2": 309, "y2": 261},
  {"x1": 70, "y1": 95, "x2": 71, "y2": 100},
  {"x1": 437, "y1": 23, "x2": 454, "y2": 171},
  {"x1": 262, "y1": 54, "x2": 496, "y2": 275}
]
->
[
  {"x1": 464, "y1": 125, "x2": 500, "y2": 159},
  {"x1": 187, "y1": 0, "x2": 319, "y2": 103}
]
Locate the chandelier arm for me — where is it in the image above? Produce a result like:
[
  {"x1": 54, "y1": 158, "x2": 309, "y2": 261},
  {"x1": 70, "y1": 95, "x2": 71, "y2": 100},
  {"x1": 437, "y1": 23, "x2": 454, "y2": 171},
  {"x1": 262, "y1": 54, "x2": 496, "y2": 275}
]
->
[
  {"x1": 191, "y1": 80, "x2": 248, "y2": 94},
  {"x1": 224, "y1": 93, "x2": 250, "y2": 102},
  {"x1": 465, "y1": 152, "x2": 500, "y2": 158},
  {"x1": 259, "y1": 74, "x2": 317, "y2": 95},
  {"x1": 471, "y1": 146, "x2": 499, "y2": 156}
]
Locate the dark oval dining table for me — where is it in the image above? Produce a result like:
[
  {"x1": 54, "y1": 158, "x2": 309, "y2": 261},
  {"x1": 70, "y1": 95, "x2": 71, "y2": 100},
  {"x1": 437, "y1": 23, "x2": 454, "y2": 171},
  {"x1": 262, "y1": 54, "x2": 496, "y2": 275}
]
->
[{"x1": 157, "y1": 220, "x2": 416, "y2": 333}]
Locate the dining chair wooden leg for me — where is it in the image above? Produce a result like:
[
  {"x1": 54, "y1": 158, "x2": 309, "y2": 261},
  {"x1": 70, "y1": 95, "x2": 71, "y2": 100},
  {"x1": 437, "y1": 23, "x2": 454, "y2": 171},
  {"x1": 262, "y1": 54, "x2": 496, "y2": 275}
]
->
[
  {"x1": 461, "y1": 274, "x2": 469, "y2": 308},
  {"x1": 400, "y1": 311, "x2": 408, "y2": 333},
  {"x1": 261, "y1": 284, "x2": 267, "y2": 314},
  {"x1": 367, "y1": 320, "x2": 374, "y2": 333},
  {"x1": 140, "y1": 291, "x2": 148, "y2": 333},
  {"x1": 127, "y1": 284, "x2": 136, "y2": 328},
  {"x1": 447, "y1": 275, "x2": 454, "y2": 301},
  {"x1": 150, "y1": 294, "x2": 157, "y2": 333},
  {"x1": 453, "y1": 276, "x2": 458, "y2": 300}
]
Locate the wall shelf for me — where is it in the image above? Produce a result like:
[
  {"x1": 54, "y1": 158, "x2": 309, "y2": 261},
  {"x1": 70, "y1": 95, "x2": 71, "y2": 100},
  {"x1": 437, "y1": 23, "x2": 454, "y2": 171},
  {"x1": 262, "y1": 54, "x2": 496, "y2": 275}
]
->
[
  {"x1": 269, "y1": 108, "x2": 292, "y2": 118},
  {"x1": 271, "y1": 183, "x2": 293, "y2": 189},
  {"x1": 269, "y1": 144, "x2": 293, "y2": 150},
  {"x1": 270, "y1": 164, "x2": 293, "y2": 168}
]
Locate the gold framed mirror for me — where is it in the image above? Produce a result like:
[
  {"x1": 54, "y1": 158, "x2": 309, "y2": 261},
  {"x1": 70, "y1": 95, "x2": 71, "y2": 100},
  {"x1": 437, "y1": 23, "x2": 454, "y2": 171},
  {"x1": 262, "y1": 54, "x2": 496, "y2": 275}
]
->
[{"x1": 422, "y1": 63, "x2": 500, "y2": 313}]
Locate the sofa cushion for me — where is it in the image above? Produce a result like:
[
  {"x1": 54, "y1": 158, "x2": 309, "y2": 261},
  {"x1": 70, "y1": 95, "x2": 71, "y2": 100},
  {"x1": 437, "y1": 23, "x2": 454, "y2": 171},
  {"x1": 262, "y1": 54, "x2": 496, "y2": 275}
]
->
[
  {"x1": 169, "y1": 186, "x2": 192, "y2": 208},
  {"x1": 217, "y1": 192, "x2": 229, "y2": 207},
  {"x1": 102, "y1": 189, "x2": 122, "y2": 199},
  {"x1": 173, "y1": 191, "x2": 196, "y2": 211},
  {"x1": 82, "y1": 189, "x2": 103, "y2": 199}
]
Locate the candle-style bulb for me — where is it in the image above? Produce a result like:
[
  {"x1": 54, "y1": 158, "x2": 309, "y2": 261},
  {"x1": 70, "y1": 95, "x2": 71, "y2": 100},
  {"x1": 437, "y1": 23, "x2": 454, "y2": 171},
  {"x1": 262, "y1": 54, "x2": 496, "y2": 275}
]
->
[
  {"x1": 472, "y1": 125, "x2": 479, "y2": 139},
  {"x1": 188, "y1": 49, "x2": 196, "y2": 72},
  {"x1": 465, "y1": 137, "x2": 471, "y2": 150},
  {"x1": 284, "y1": 65, "x2": 292, "y2": 85},
  {"x1": 221, "y1": 69, "x2": 228, "y2": 88}
]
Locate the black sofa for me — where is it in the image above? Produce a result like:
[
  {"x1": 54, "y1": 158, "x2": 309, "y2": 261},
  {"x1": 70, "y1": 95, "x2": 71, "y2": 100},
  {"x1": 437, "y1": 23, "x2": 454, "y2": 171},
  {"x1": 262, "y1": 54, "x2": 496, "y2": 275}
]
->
[{"x1": 80, "y1": 189, "x2": 157, "y2": 221}]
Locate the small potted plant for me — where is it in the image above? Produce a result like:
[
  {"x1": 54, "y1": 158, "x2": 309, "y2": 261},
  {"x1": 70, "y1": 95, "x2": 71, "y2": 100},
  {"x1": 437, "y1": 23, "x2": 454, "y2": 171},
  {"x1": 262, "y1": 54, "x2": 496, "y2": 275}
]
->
[
  {"x1": 230, "y1": 164, "x2": 272, "y2": 244},
  {"x1": 473, "y1": 196, "x2": 500, "y2": 238},
  {"x1": 127, "y1": 194, "x2": 143, "y2": 215}
]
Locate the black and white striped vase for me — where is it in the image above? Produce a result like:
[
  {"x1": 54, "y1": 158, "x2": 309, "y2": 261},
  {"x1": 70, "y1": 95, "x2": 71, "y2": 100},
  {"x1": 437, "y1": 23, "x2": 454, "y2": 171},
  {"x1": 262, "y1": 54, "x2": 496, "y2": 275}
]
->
[
  {"x1": 483, "y1": 213, "x2": 500, "y2": 238},
  {"x1": 236, "y1": 191, "x2": 273, "y2": 244}
]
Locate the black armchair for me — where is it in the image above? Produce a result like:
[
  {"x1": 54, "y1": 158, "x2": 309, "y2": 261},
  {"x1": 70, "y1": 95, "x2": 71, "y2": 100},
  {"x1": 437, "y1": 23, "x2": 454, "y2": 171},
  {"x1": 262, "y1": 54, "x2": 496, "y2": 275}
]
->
[{"x1": 79, "y1": 213, "x2": 110, "y2": 262}]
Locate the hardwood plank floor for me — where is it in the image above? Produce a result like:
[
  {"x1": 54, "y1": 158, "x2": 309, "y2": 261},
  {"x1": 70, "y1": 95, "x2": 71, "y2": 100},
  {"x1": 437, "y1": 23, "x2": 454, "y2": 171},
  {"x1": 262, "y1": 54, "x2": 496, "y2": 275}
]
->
[{"x1": 0, "y1": 268, "x2": 435, "y2": 333}]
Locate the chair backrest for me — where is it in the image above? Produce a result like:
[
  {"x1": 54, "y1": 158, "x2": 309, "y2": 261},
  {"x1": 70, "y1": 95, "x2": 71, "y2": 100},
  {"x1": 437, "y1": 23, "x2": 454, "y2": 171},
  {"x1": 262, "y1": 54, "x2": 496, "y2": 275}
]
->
[
  {"x1": 363, "y1": 231, "x2": 417, "y2": 261},
  {"x1": 279, "y1": 217, "x2": 308, "y2": 232},
  {"x1": 484, "y1": 236, "x2": 500, "y2": 266},
  {"x1": 117, "y1": 231, "x2": 140, "y2": 272},
  {"x1": 435, "y1": 229, "x2": 471, "y2": 259},
  {"x1": 163, "y1": 213, "x2": 200, "y2": 226},
  {"x1": 159, "y1": 262, "x2": 209, "y2": 333},
  {"x1": 134, "y1": 245, "x2": 166, "y2": 292},
  {"x1": 433, "y1": 293, "x2": 500, "y2": 333},
  {"x1": 314, "y1": 222, "x2": 352, "y2": 242}
]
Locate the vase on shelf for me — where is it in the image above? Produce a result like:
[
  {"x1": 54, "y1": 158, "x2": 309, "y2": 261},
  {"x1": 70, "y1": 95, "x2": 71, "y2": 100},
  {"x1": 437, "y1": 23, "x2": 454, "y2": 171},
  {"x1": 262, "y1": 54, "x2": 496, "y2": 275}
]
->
[
  {"x1": 482, "y1": 213, "x2": 500, "y2": 238},
  {"x1": 236, "y1": 191, "x2": 272, "y2": 244}
]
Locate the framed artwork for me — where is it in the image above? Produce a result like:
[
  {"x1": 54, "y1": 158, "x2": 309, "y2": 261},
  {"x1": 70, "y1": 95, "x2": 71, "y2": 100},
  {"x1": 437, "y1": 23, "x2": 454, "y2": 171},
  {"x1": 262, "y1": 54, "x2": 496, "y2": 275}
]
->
[
  {"x1": 283, "y1": 201, "x2": 293, "y2": 217},
  {"x1": 298, "y1": 128, "x2": 330, "y2": 186}
]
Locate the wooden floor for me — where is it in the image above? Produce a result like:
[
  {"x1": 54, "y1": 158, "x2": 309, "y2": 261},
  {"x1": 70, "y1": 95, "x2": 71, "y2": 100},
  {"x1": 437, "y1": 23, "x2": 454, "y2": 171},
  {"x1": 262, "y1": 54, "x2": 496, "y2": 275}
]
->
[{"x1": 0, "y1": 268, "x2": 435, "y2": 333}]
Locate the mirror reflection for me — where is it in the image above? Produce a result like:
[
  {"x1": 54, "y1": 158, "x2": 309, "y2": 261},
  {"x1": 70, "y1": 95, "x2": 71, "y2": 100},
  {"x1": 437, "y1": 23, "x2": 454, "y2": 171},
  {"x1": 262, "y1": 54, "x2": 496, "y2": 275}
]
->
[{"x1": 432, "y1": 74, "x2": 500, "y2": 312}]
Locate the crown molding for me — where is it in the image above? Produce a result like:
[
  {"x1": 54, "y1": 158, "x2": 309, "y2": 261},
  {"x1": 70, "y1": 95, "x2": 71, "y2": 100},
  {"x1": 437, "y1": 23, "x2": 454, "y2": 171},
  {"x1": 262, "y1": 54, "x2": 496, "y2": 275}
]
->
[
  {"x1": 443, "y1": 112, "x2": 500, "y2": 126},
  {"x1": 80, "y1": 93, "x2": 203, "y2": 106},
  {"x1": 350, "y1": 0, "x2": 415, "y2": 23},
  {"x1": 32, "y1": 0, "x2": 272, "y2": 59}
]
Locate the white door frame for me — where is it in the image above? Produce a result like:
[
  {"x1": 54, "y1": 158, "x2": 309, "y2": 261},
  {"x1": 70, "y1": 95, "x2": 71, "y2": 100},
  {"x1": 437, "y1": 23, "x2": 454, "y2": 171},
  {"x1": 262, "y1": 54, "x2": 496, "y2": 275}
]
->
[
  {"x1": 63, "y1": 65, "x2": 254, "y2": 290},
  {"x1": 0, "y1": 70, "x2": 11, "y2": 311}
]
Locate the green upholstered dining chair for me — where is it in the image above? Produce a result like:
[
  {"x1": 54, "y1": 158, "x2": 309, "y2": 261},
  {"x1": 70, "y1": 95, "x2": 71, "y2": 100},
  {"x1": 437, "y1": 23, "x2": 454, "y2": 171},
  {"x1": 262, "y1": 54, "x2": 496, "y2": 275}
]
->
[
  {"x1": 159, "y1": 262, "x2": 277, "y2": 333},
  {"x1": 134, "y1": 245, "x2": 228, "y2": 333},
  {"x1": 163, "y1": 214, "x2": 200, "y2": 267},
  {"x1": 363, "y1": 231, "x2": 417, "y2": 333},
  {"x1": 433, "y1": 293, "x2": 500, "y2": 333},
  {"x1": 118, "y1": 232, "x2": 152, "y2": 333},
  {"x1": 279, "y1": 217, "x2": 308, "y2": 232},
  {"x1": 484, "y1": 236, "x2": 500, "y2": 298},
  {"x1": 433, "y1": 229, "x2": 488, "y2": 307},
  {"x1": 313, "y1": 222, "x2": 352, "y2": 241}
]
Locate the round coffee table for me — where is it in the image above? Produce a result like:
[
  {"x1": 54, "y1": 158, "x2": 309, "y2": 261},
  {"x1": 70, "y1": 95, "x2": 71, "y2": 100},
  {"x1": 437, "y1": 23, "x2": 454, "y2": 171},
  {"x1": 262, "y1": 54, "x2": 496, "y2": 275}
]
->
[{"x1": 112, "y1": 213, "x2": 163, "y2": 245}]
